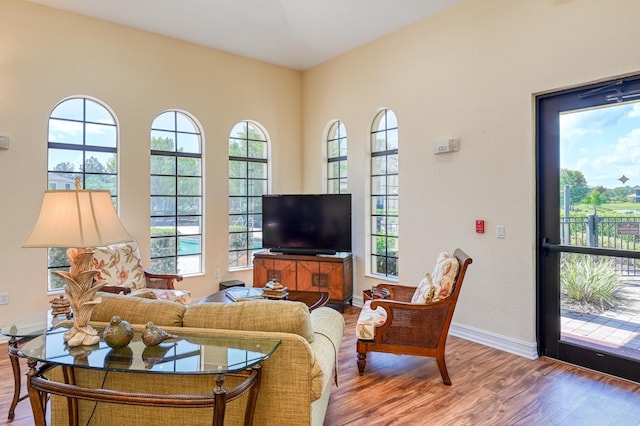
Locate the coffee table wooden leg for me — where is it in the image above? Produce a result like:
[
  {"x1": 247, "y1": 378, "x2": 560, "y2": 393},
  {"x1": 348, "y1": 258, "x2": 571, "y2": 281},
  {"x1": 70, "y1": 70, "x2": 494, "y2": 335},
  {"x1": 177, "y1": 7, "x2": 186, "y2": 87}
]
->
[
  {"x1": 62, "y1": 366, "x2": 78, "y2": 425},
  {"x1": 243, "y1": 365, "x2": 262, "y2": 426},
  {"x1": 26, "y1": 359, "x2": 48, "y2": 426},
  {"x1": 7, "y1": 337, "x2": 21, "y2": 420},
  {"x1": 213, "y1": 373, "x2": 226, "y2": 426}
]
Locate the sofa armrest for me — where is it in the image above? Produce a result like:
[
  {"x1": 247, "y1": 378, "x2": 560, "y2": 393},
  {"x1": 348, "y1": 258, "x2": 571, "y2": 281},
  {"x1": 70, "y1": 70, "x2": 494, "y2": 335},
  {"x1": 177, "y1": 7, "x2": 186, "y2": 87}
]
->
[
  {"x1": 143, "y1": 269, "x2": 183, "y2": 290},
  {"x1": 309, "y1": 307, "x2": 345, "y2": 392},
  {"x1": 310, "y1": 307, "x2": 345, "y2": 349}
]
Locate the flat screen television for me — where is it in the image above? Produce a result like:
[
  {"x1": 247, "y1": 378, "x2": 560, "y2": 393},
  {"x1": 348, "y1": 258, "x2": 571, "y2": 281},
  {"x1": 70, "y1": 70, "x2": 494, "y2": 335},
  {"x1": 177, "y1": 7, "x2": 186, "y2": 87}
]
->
[{"x1": 262, "y1": 194, "x2": 352, "y2": 255}]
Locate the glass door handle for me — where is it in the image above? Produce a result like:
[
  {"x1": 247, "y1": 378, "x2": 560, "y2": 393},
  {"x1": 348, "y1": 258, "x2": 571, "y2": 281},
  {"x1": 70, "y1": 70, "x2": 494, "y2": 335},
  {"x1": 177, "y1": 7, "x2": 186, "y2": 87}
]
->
[{"x1": 542, "y1": 237, "x2": 640, "y2": 258}]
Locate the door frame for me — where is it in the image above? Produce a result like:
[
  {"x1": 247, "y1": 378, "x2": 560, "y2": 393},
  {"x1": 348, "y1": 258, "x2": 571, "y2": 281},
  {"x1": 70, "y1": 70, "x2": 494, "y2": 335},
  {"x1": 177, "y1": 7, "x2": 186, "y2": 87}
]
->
[{"x1": 536, "y1": 74, "x2": 640, "y2": 382}]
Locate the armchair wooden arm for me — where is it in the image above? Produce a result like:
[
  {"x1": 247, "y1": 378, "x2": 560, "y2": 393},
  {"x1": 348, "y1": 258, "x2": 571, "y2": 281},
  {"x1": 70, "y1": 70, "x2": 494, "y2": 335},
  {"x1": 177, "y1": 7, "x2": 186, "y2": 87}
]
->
[
  {"x1": 100, "y1": 286, "x2": 132, "y2": 295},
  {"x1": 373, "y1": 283, "x2": 416, "y2": 302},
  {"x1": 143, "y1": 270, "x2": 183, "y2": 290},
  {"x1": 357, "y1": 248, "x2": 473, "y2": 385},
  {"x1": 100, "y1": 270, "x2": 183, "y2": 295}
]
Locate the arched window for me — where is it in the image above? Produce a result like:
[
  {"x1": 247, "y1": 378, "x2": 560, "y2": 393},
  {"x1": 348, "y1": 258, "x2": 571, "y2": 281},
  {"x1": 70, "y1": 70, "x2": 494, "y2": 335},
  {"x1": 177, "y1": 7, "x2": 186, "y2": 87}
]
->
[
  {"x1": 228, "y1": 121, "x2": 269, "y2": 269},
  {"x1": 47, "y1": 96, "x2": 118, "y2": 290},
  {"x1": 370, "y1": 108, "x2": 399, "y2": 277},
  {"x1": 327, "y1": 120, "x2": 348, "y2": 193},
  {"x1": 150, "y1": 110, "x2": 203, "y2": 275}
]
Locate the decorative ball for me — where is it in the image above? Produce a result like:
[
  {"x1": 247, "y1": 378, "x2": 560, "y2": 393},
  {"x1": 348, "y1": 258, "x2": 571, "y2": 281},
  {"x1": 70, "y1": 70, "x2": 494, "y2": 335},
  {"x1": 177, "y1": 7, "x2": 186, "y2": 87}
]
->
[{"x1": 103, "y1": 316, "x2": 134, "y2": 349}]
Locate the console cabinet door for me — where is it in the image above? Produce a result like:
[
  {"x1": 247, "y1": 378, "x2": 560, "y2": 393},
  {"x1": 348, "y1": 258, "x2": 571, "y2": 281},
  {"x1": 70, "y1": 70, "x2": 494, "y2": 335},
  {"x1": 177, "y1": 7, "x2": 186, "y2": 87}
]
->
[
  {"x1": 253, "y1": 258, "x2": 297, "y2": 288},
  {"x1": 297, "y1": 260, "x2": 344, "y2": 300}
]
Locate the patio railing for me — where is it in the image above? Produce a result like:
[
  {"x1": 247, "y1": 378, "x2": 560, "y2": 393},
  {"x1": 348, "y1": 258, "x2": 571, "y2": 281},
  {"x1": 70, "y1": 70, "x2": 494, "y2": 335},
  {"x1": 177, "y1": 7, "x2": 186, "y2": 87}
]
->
[{"x1": 560, "y1": 213, "x2": 640, "y2": 276}]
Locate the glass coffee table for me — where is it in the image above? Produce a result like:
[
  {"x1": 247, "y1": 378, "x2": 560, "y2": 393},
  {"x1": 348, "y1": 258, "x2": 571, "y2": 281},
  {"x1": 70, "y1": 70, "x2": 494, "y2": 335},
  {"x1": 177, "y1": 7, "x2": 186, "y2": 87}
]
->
[
  {"x1": 18, "y1": 328, "x2": 280, "y2": 426},
  {"x1": 0, "y1": 310, "x2": 59, "y2": 420}
]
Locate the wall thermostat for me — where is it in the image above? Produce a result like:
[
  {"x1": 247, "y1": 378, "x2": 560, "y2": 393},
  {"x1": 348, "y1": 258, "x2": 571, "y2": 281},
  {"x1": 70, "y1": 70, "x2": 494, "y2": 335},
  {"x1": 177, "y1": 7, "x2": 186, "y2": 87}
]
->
[{"x1": 433, "y1": 138, "x2": 459, "y2": 154}]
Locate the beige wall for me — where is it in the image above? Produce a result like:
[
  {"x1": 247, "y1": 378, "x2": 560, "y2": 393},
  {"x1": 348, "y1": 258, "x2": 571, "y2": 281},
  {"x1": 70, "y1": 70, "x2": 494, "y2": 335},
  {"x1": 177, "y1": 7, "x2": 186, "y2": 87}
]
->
[
  {"x1": 3, "y1": 0, "x2": 640, "y2": 351},
  {"x1": 301, "y1": 0, "x2": 640, "y2": 345},
  {"x1": 0, "y1": 0, "x2": 302, "y2": 322}
]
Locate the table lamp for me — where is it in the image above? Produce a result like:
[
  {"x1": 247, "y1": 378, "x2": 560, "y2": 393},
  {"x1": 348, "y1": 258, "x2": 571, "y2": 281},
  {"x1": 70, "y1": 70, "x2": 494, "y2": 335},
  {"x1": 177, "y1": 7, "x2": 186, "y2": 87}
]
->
[{"x1": 23, "y1": 181, "x2": 132, "y2": 346}]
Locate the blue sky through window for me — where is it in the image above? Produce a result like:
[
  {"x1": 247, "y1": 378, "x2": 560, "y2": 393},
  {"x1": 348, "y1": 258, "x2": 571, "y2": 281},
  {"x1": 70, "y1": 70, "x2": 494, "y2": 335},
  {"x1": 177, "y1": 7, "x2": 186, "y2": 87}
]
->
[{"x1": 560, "y1": 102, "x2": 640, "y2": 189}]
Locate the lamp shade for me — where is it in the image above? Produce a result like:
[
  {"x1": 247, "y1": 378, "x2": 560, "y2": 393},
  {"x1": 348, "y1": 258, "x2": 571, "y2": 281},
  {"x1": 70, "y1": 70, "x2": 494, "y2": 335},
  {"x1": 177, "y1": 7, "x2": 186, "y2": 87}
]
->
[{"x1": 23, "y1": 190, "x2": 132, "y2": 248}]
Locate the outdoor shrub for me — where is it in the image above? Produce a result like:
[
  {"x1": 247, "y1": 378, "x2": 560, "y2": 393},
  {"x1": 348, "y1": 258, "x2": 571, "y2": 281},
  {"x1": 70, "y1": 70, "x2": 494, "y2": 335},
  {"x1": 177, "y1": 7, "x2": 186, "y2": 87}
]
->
[{"x1": 561, "y1": 254, "x2": 623, "y2": 310}]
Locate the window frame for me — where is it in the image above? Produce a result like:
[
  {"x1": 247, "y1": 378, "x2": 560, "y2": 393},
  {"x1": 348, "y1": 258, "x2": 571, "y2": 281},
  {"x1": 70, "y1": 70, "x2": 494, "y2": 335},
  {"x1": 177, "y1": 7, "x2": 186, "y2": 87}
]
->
[
  {"x1": 369, "y1": 108, "x2": 399, "y2": 278},
  {"x1": 228, "y1": 120, "x2": 270, "y2": 270},
  {"x1": 46, "y1": 96, "x2": 119, "y2": 292},
  {"x1": 150, "y1": 110, "x2": 204, "y2": 276},
  {"x1": 327, "y1": 120, "x2": 348, "y2": 194}
]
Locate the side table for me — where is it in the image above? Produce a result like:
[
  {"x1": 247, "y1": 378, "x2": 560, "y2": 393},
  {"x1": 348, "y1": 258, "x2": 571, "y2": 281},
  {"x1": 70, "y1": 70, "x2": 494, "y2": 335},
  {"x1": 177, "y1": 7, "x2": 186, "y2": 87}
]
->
[
  {"x1": 0, "y1": 310, "x2": 57, "y2": 420},
  {"x1": 363, "y1": 286, "x2": 391, "y2": 301}
]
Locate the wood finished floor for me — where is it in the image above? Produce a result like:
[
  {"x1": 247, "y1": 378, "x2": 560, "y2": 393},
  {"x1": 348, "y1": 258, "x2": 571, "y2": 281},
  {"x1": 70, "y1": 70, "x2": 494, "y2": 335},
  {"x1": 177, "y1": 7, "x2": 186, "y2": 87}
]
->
[{"x1": 2, "y1": 305, "x2": 640, "y2": 425}]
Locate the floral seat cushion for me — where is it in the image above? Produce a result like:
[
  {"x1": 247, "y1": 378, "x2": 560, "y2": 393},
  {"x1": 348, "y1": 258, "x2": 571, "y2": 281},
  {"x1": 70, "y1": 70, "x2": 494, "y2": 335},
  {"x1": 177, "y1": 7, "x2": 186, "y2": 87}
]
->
[
  {"x1": 92, "y1": 242, "x2": 146, "y2": 289},
  {"x1": 355, "y1": 300, "x2": 388, "y2": 340},
  {"x1": 411, "y1": 252, "x2": 459, "y2": 304}
]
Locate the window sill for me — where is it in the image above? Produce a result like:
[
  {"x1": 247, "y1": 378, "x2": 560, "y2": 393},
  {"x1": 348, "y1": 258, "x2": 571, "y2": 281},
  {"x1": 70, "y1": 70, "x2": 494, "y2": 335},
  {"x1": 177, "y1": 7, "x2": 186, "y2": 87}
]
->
[
  {"x1": 229, "y1": 266, "x2": 254, "y2": 272},
  {"x1": 365, "y1": 273, "x2": 399, "y2": 283}
]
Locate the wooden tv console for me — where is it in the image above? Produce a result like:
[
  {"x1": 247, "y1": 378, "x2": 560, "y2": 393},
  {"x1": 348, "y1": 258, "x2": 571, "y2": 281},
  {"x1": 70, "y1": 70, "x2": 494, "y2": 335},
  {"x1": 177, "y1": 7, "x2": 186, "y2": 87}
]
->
[{"x1": 253, "y1": 252, "x2": 353, "y2": 312}]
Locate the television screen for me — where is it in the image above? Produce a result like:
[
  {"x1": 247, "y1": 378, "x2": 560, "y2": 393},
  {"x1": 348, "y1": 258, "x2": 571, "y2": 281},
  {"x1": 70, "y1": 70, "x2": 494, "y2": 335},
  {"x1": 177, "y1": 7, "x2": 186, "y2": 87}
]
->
[{"x1": 262, "y1": 194, "x2": 352, "y2": 255}]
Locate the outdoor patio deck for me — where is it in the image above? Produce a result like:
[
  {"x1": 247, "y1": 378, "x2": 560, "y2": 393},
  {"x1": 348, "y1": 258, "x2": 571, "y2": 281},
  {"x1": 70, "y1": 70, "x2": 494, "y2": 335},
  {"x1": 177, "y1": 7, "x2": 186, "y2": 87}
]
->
[{"x1": 561, "y1": 282, "x2": 640, "y2": 359}]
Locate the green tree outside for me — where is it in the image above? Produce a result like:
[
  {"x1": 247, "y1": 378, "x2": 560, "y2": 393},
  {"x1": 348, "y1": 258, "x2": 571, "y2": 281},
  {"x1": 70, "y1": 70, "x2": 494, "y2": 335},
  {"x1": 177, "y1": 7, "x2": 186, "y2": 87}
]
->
[
  {"x1": 582, "y1": 189, "x2": 605, "y2": 207},
  {"x1": 560, "y1": 169, "x2": 590, "y2": 207}
]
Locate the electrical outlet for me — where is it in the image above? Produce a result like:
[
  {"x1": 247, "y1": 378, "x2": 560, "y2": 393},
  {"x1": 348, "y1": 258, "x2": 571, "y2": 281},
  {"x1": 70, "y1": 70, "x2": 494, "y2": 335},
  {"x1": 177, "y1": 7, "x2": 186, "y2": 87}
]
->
[{"x1": 0, "y1": 292, "x2": 8, "y2": 305}]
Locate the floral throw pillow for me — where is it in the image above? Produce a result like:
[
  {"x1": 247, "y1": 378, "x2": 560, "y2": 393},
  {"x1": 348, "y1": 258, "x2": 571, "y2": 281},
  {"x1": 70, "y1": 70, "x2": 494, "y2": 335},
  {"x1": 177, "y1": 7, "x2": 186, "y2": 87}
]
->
[
  {"x1": 411, "y1": 252, "x2": 459, "y2": 304},
  {"x1": 92, "y1": 242, "x2": 146, "y2": 290},
  {"x1": 411, "y1": 273, "x2": 436, "y2": 304}
]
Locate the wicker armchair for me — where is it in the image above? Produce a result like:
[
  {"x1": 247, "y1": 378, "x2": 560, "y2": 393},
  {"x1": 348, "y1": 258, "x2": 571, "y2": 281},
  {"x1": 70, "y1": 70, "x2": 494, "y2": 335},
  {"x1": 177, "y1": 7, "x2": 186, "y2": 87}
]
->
[{"x1": 356, "y1": 248, "x2": 472, "y2": 385}]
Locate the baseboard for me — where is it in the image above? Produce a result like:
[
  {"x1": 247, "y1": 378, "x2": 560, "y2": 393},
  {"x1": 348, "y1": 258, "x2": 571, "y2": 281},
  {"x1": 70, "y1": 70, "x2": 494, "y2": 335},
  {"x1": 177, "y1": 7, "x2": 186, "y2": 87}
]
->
[
  {"x1": 352, "y1": 295, "x2": 365, "y2": 308},
  {"x1": 353, "y1": 295, "x2": 539, "y2": 360},
  {"x1": 449, "y1": 322, "x2": 538, "y2": 360}
]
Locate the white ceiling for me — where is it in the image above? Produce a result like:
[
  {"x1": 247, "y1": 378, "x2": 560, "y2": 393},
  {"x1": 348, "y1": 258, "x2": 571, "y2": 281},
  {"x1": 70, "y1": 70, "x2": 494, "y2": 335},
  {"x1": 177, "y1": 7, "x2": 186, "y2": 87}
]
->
[{"x1": 26, "y1": 0, "x2": 462, "y2": 70}]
